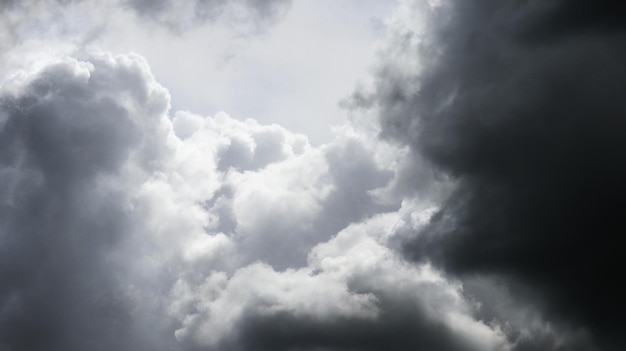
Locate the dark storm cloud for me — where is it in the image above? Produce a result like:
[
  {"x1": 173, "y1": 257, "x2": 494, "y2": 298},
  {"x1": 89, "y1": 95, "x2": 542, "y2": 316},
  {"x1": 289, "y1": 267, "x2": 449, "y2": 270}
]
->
[
  {"x1": 353, "y1": 0, "x2": 626, "y2": 349},
  {"x1": 237, "y1": 307, "x2": 468, "y2": 351}
]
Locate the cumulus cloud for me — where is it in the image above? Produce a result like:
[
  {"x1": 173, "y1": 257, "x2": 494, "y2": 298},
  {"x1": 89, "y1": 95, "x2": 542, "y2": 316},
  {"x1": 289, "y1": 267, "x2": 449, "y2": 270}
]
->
[
  {"x1": 0, "y1": 50, "x2": 516, "y2": 351},
  {"x1": 171, "y1": 202, "x2": 509, "y2": 351},
  {"x1": 0, "y1": 52, "x2": 174, "y2": 351},
  {"x1": 348, "y1": 0, "x2": 626, "y2": 349}
]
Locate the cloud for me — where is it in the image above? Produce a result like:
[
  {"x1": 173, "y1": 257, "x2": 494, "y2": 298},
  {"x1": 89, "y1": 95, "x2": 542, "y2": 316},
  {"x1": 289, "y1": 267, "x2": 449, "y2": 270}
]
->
[
  {"x1": 348, "y1": 0, "x2": 626, "y2": 349},
  {"x1": 8, "y1": 0, "x2": 621, "y2": 348},
  {"x1": 0, "y1": 52, "x2": 174, "y2": 351},
  {"x1": 123, "y1": 0, "x2": 292, "y2": 34},
  {"x1": 0, "y1": 49, "x2": 517, "y2": 350},
  {"x1": 172, "y1": 204, "x2": 509, "y2": 351},
  {"x1": 0, "y1": 0, "x2": 292, "y2": 65}
]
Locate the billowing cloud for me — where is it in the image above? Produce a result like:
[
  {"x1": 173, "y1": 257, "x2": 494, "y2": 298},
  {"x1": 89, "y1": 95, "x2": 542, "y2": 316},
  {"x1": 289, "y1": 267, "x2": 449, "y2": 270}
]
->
[
  {"x1": 0, "y1": 52, "x2": 174, "y2": 351},
  {"x1": 0, "y1": 50, "x2": 516, "y2": 350},
  {"x1": 348, "y1": 0, "x2": 626, "y2": 349},
  {"x1": 171, "y1": 201, "x2": 509, "y2": 351}
]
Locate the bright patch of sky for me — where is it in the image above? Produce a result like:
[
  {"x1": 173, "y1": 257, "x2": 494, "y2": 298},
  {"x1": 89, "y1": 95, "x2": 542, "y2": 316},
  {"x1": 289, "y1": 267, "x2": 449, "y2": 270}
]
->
[{"x1": 96, "y1": 0, "x2": 397, "y2": 145}]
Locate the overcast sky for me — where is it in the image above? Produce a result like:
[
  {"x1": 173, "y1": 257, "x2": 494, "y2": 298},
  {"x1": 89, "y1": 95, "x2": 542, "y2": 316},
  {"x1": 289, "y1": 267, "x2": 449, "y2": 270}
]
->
[{"x1": 1, "y1": 1, "x2": 624, "y2": 350}]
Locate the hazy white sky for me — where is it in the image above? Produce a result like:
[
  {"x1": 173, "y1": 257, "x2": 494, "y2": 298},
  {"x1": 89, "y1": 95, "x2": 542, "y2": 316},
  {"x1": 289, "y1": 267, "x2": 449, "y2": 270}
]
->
[{"x1": 95, "y1": 0, "x2": 397, "y2": 144}]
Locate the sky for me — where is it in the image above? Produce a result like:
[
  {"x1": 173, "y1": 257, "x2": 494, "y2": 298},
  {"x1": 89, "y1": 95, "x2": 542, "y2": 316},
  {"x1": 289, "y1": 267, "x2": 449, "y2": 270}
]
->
[{"x1": 0, "y1": 1, "x2": 624, "y2": 351}]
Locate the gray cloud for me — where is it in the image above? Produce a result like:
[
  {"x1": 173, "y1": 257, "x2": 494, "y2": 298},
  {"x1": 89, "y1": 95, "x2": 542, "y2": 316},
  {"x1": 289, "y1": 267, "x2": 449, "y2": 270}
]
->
[
  {"x1": 349, "y1": 0, "x2": 626, "y2": 349},
  {"x1": 7, "y1": 0, "x2": 614, "y2": 348},
  {"x1": 232, "y1": 133, "x2": 398, "y2": 270},
  {"x1": 0, "y1": 54, "x2": 173, "y2": 351}
]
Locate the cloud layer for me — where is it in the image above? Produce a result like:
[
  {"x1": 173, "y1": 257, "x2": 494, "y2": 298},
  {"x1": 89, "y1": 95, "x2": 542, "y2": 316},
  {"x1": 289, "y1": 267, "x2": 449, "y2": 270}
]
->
[{"x1": 2, "y1": 0, "x2": 624, "y2": 350}]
